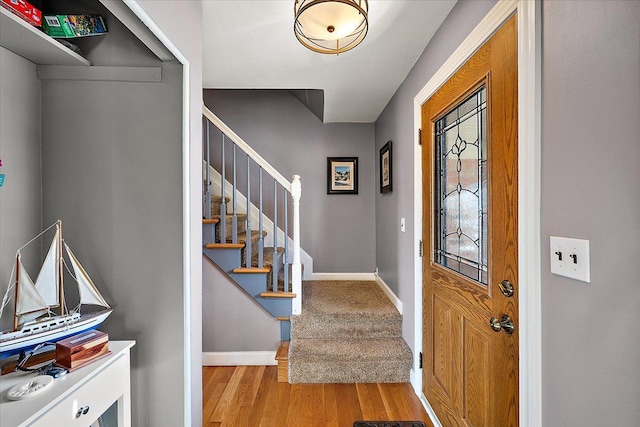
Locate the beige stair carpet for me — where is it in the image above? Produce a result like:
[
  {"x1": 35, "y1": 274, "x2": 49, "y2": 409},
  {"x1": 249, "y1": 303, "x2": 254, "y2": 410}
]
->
[{"x1": 289, "y1": 280, "x2": 412, "y2": 384}]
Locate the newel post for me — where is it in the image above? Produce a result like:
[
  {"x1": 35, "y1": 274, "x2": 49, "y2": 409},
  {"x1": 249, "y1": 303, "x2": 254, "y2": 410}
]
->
[{"x1": 291, "y1": 175, "x2": 302, "y2": 315}]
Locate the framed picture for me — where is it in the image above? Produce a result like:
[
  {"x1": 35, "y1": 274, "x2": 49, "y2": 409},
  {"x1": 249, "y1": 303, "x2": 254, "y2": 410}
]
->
[
  {"x1": 380, "y1": 140, "x2": 392, "y2": 193},
  {"x1": 327, "y1": 157, "x2": 358, "y2": 194}
]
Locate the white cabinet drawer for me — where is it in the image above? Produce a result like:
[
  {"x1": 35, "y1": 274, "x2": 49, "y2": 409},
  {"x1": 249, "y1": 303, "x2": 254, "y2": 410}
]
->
[{"x1": 29, "y1": 354, "x2": 129, "y2": 427}]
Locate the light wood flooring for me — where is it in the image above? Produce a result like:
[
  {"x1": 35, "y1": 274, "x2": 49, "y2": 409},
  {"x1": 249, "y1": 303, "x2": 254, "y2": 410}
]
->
[{"x1": 203, "y1": 366, "x2": 433, "y2": 427}]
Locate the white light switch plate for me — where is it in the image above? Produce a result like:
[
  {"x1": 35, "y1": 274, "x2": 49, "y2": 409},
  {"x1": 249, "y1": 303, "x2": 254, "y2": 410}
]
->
[
  {"x1": 400, "y1": 218, "x2": 406, "y2": 232},
  {"x1": 550, "y1": 236, "x2": 590, "y2": 282}
]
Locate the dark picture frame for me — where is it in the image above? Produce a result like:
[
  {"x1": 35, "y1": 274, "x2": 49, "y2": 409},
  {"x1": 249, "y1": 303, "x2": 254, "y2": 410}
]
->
[
  {"x1": 327, "y1": 157, "x2": 358, "y2": 194},
  {"x1": 380, "y1": 140, "x2": 392, "y2": 193}
]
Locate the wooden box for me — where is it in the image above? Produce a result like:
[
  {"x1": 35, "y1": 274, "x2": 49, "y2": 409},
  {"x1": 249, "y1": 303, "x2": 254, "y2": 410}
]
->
[{"x1": 55, "y1": 330, "x2": 109, "y2": 370}]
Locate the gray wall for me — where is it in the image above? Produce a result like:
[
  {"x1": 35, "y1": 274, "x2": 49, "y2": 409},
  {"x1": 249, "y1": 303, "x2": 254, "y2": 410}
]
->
[
  {"x1": 203, "y1": 259, "x2": 280, "y2": 352},
  {"x1": 374, "y1": 0, "x2": 497, "y2": 357},
  {"x1": 375, "y1": 0, "x2": 640, "y2": 425},
  {"x1": 135, "y1": 1, "x2": 204, "y2": 424},
  {"x1": 0, "y1": 48, "x2": 42, "y2": 331},
  {"x1": 41, "y1": 61, "x2": 184, "y2": 427},
  {"x1": 204, "y1": 89, "x2": 376, "y2": 273},
  {"x1": 541, "y1": 1, "x2": 640, "y2": 425}
]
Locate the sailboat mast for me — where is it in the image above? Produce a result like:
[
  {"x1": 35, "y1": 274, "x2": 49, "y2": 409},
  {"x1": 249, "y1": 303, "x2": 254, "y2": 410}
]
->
[
  {"x1": 13, "y1": 254, "x2": 19, "y2": 332},
  {"x1": 58, "y1": 220, "x2": 65, "y2": 316}
]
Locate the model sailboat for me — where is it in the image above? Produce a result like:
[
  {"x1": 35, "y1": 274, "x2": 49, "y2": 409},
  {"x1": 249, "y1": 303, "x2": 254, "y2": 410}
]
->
[{"x1": 0, "y1": 220, "x2": 112, "y2": 358}]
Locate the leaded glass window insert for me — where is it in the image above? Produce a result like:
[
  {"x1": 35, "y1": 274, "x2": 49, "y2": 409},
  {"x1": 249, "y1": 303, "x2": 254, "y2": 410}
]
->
[{"x1": 434, "y1": 86, "x2": 488, "y2": 285}]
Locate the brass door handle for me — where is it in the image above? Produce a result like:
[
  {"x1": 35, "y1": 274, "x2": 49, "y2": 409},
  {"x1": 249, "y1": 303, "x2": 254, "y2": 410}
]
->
[{"x1": 489, "y1": 315, "x2": 515, "y2": 334}]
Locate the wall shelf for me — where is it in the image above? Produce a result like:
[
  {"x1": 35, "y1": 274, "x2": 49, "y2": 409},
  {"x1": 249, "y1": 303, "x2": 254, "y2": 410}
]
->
[{"x1": 0, "y1": 7, "x2": 91, "y2": 66}]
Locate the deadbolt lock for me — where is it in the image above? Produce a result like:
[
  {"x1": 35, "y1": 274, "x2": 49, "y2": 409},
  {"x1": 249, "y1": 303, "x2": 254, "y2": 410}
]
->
[
  {"x1": 489, "y1": 315, "x2": 515, "y2": 334},
  {"x1": 498, "y1": 279, "x2": 514, "y2": 297}
]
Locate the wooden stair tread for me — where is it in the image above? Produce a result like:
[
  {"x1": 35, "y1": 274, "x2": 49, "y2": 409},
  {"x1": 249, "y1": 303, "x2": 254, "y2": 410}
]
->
[
  {"x1": 232, "y1": 267, "x2": 271, "y2": 274},
  {"x1": 260, "y1": 291, "x2": 296, "y2": 299},
  {"x1": 202, "y1": 218, "x2": 219, "y2": 224},
  {"x1": 205, "y1": 243, "x2": 245, "y2": 249},
  {"x1": 276, "y1": 317, "x2": 290, "y2": 321},
  {"x1": 275, "y1": 341, "x2": 289, "y2": 361}
]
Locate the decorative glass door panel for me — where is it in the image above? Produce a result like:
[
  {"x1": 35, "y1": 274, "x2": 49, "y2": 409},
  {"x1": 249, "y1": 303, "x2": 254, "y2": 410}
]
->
[{"x1": 434, "y1": 86, "x2": 488, "y2": 285}]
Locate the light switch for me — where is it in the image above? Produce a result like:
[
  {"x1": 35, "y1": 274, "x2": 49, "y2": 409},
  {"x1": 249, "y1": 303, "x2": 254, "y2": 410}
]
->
[
  {"x1": 550, "y1": 236, "x2": 590, "y2": 282},
  {"x1": 400, "y1": 218, "x2": 406, "y2": 232}
]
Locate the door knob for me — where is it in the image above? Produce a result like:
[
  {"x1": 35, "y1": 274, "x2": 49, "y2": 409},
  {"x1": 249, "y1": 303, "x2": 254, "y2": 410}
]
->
[{"x1": 489, "y1": 315, "x2": 515, "y2": 334}]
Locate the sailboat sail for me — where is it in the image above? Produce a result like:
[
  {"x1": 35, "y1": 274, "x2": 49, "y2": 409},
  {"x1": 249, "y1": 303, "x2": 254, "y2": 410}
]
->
[
  {"x1": 15, "y1": 256, "x2": 48, "y2": 320},
  {"x1": 65, "y1": 243, "x2": 110, "y2": 309},
  {"x1": 34, "y1": 228, "x2": 60, "y2": 308}
]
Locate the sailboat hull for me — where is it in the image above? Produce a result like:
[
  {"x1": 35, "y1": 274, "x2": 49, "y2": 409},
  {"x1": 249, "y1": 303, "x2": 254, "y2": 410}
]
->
[{"x1": 0, "y1": 309, "x2": 112, "y2": 359}]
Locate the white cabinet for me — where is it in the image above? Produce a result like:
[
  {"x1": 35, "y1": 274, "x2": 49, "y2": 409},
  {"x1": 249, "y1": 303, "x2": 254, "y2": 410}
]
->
[{"x1": 0, "y1": 341, "x2": 135, "y2": 427}]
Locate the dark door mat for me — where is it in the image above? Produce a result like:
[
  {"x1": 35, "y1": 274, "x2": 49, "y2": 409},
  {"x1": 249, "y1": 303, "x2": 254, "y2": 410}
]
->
[{"x1": 354, "y1": 422, "x2": 426, "y2": 427}]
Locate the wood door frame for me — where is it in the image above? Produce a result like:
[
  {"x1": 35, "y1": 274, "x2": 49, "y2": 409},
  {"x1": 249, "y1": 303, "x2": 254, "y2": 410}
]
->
[{"x1": 411, "y1": 1, "x2": 541, "y2": 426}]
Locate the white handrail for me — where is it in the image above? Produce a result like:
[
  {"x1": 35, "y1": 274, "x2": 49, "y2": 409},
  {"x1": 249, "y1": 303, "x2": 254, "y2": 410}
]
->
[{"x1": 202, "y1": 106, "x2": 292, "y2": 192}]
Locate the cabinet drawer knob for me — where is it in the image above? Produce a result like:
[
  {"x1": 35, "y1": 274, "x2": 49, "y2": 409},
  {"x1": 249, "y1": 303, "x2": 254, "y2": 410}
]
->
[{"x1": 76, "y1": 405, "x2": 90, "y2": 418}]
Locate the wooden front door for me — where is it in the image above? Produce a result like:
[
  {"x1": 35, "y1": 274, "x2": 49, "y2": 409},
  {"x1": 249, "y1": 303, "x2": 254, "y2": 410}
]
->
[{"x1": 421, "y1": 15, "x2": 518, "y2": 427}]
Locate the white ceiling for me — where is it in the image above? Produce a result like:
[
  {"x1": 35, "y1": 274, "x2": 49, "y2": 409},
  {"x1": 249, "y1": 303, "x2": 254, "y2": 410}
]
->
[{"x1": 202, "y1": 0, "x2": 457, "y2": 123}]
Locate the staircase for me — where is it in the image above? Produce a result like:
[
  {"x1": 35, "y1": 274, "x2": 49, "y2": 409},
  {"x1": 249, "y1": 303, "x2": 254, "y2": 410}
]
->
[
  {"x1": 202, "y1": 105, "x2": 412, "y2": 384},
  {"x1": 288, "y1": 280, "x2": 412, "y2": 383},
  {"x1": 202, "y1": 106, "x2": 302, "y2": 341},
  {"x1": 202, "y1": 196, "x2": 296, "y2": 339}
]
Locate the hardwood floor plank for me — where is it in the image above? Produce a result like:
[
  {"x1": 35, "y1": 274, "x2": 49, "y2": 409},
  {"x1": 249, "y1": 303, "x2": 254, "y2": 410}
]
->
[
  {"x1": 378, "y1": 383, "x2": 402, "y2": 420},
  {"x1": 356, "y1": 383, "x2": 388, "y2": 421},
  {"x1": 273, "y1": 382, "x2": 292, "y2": 426},
  {"x1": 211, "y1": 366, "x2": 247, "y2": 423},
  {"x1": 310, "y1": 384, "x2": 325, "y2": 427},
  {"x1": 203, "y1": 366, "x2": 431, "y2": 427},
  {"x1": 241, "y1": 365, "x2": 265, "y2": 407},
  {"x1": 257, "y1": 368, "x2": 280, "y2": 427},
  {"x1": 334, "y1": 383, "x2": 363, "y2": 427},
  {"x1": 287, "y1": 384, "x2": 312, "y2": 427},
  {"x1": 248, "y1": 366, "x2": 276, "y2": 426},
  {"x1": 323, "y1": 383, "x2": 339, "y2": 427},
  {"x1": 203, "y1": 383, "x2": 227, "y2": 423},
  {"x1": 386, "y1": 383, "x2": 421, "y2": 421}
]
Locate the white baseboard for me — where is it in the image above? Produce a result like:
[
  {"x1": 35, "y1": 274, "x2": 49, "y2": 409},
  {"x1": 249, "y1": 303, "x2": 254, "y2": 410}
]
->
[
  {"x1": 307, "y1": 272, "x2": 376, "y2": 281},
  {"x1": 374, "y1": 273, "x2": 403, "y2": 314},
  {"x1": 202, "y1": 351, "x2": 277, "y2": 366}
]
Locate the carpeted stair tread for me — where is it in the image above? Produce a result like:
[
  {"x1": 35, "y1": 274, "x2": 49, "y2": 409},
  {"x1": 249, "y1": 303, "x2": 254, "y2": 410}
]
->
[
  {"x1": 289, "y1": 337, "x2": 411, "y2": 362},
  {"x1": 291, "y1": 314, "x2": 401, "y2": 339},
  {"x1": 208, "y1": 194, "x2": 231, "y2": 203},
  {"x1": 229, "y1": 230, "x2": 266, "y2": 244},
  {"x1": 292, "y1": 280, "x2": 401, "y2": 338},
  {"x1": 288, "y1": 338, "x2": 411, "y2": 383},
  {"x1": 300, "y1": 280, "x2": 401, "y2": 318}
]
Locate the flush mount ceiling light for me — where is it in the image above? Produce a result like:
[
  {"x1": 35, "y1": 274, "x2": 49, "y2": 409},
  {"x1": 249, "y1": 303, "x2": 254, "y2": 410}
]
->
[{"x1": 294, "y1": 0, "x2": 368, "y2": 55}]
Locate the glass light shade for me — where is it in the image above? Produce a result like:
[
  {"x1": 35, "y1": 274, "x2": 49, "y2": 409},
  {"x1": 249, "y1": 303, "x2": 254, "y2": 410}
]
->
[{"x1": 294, "y1": 0, "x2": 368, "y2": 54}]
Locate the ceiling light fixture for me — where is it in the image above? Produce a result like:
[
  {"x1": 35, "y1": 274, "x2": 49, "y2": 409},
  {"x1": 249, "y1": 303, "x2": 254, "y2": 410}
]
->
[{"x1": 294, "y1": 0, "x2": 369, "y2": 55}]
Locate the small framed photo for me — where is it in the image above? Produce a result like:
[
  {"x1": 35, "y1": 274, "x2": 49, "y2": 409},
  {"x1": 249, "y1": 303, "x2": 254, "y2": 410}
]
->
[
  {"x1": 327, "y1": 157, "x2": 358, "y2": 194},
  {"x1": 380, "y1": 140, "x2": 392, "y2": 193}
]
